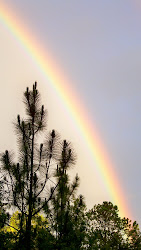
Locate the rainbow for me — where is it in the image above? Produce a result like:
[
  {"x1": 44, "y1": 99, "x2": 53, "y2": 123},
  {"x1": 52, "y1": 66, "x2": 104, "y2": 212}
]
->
[{"x1": 0, "y1": 2, "x2": 132, "y2": 219}]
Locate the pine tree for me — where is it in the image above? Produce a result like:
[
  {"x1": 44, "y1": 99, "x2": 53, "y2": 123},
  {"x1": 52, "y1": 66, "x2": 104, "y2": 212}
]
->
[
  {"x1": 0, "y1": 83, "x2": 60, "y2": 249},
  {"x1": 44, "y1": 140, "x2": 86, "y2": 249}
]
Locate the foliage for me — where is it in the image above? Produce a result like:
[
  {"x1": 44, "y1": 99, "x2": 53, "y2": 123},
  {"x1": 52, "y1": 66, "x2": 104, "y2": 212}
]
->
[
  {"x1": 0, "y1": 83, "x2": 61, "y2": 249},
  {"x1": 85, "y1": 201, "x2": 123, "y2": 249},
  {"x1": 85, "y1": 201, "x2": 141, "y2": 249},
  {"x1": 2, "y1": 211, "x2": 55, "y2": 249},
  {"x1": 0, "y1": 182, "x2": 15, "y2": 249},
  {"x1": 0, "y1": 84, "x2": 140, "y2": 249},
  {"x1": 44, "y1": 139, "x2": 87, "y2": 249},
  {"x1": 122, "y1": 217, "x2": 141, "y2": 249}
]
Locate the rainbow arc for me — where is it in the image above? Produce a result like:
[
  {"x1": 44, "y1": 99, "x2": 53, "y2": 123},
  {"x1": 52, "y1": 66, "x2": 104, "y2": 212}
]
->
[{"x1": 0, "y1": 2, "x2": 132, "y2": 219}]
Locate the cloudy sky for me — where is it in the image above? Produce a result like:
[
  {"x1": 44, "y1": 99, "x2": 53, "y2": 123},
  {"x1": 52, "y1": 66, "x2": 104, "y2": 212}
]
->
[{"x1": 0, "y1": 0, "x2": 141, "y2": 224}]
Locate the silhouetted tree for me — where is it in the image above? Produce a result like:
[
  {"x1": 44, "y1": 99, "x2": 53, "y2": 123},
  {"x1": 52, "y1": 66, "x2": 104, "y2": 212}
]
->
[
  {"x1": 0, "y1": 83, "x2": 141, "y2": 250},
  {"x1": 0, "y1": 83, "x2": 60, "y2": 249},
  {"x1": 44, "y1": 140, "x2": 86, "y2": 249}
]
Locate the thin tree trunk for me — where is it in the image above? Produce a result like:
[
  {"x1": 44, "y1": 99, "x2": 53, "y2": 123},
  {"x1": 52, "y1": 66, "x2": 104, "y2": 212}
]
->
[{"x1": 26, "y1": 117, "x2": 35, "y2": 249}]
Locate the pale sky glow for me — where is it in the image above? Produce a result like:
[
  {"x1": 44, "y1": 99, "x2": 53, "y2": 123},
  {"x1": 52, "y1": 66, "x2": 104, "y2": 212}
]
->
[{"x1": 0, "y1": 0, "x2": 141, "y2": 224}]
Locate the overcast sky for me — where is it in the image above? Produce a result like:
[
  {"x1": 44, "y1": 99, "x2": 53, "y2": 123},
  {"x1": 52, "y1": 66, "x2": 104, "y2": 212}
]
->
[{"x1": 0, "y1": 0, "x2": 141, "y2": 225}]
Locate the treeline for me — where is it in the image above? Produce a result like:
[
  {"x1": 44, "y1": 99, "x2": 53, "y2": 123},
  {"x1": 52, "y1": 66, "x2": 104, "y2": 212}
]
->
[{"x1": 0, "y1": 83, "x2": 140, "y2": 249}]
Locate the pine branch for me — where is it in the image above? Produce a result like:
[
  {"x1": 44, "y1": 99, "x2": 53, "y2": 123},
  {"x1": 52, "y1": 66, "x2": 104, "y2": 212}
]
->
[{"x1": 33, "y1": 181, "x2": 59, "y2": 217}]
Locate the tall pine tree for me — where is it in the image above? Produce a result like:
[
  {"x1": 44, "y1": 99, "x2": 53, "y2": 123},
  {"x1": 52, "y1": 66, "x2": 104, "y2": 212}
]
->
[{"x1": 0, "y1": 83, "x2": 60, "y2": 249}]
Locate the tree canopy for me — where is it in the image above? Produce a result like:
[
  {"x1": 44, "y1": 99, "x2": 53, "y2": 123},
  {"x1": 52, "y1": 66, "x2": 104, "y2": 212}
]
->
[{"x1": 0, "y1": 83, "x2": 140, "y2": 249}]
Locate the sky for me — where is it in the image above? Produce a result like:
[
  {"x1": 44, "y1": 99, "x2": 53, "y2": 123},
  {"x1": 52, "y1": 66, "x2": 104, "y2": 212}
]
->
[{"x1": 0, "y1": 0, "x2": 141, "y2": 225}]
